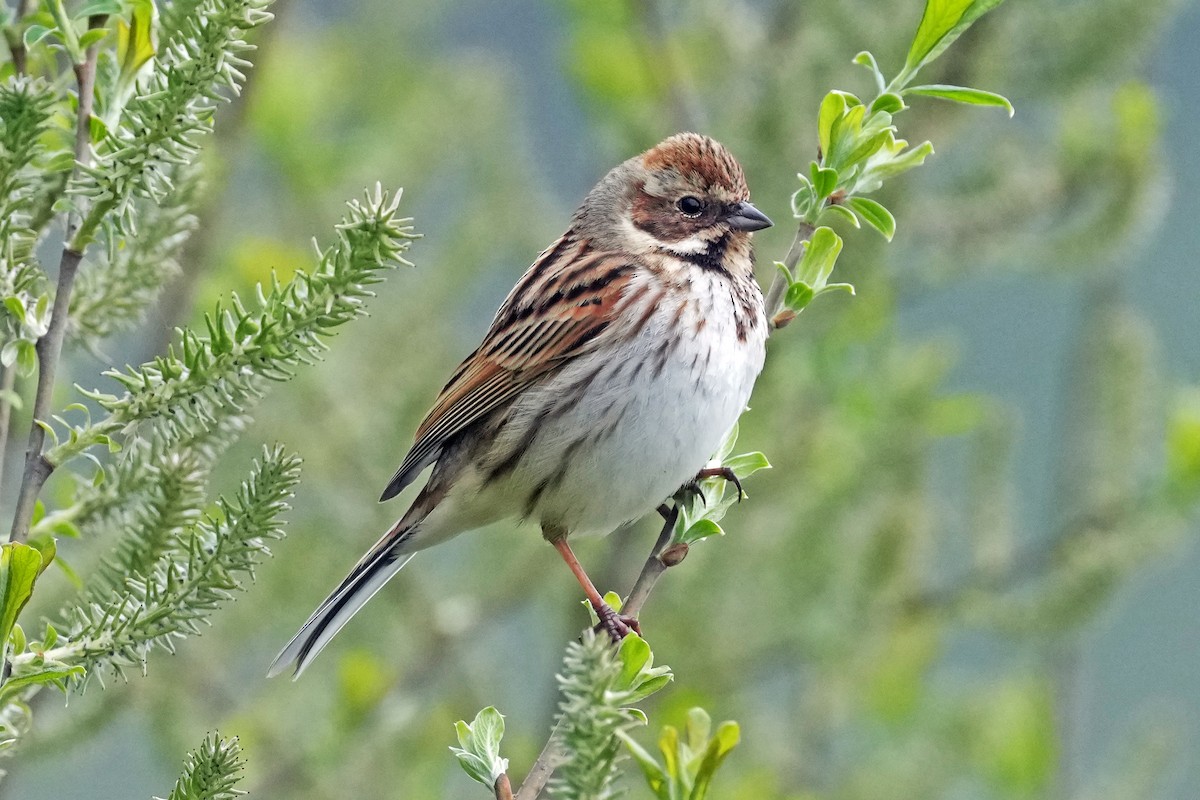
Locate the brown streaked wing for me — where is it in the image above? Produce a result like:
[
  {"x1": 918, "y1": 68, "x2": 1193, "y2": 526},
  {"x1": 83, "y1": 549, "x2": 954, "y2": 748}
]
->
[{"x1": 379, "y1": 240, "x2": 637, "y2": 501}]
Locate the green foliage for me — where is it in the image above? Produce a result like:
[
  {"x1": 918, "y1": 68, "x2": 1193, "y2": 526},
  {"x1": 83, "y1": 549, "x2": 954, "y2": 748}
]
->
[
  {"x1": 900, "y1": 0, "x2": 1006, "y2": 81},
  {"x1": 11, "y1": 446, "x2": 300, "y2": 685},
  {"x1": 54, "y1": 186, "x2": 415, "y2": 465},
  {"x1": 71, "y1": 0, "x2": 275, "y2": 247},
  {"x1": 550, "y1": 632, "x2": 673, "y2": 799},
  {"x1": 450, "y1": 706, "x2": 509, "y2": 790},
  {"x1": 157, "y1": 734, "x2": 245, "y2": 800},
  {"x1": 620, "y1": 708, "x2": 740, "y2": 800},
  {"x1": 0, "y1": 76, "x2": 55, "y2": 370},
  {"x1": 69, "y1": 161, "x2": 202, "y2": 344},
  {"x1": 0, "y1": 543, "x2": 50, "y2": 658},
  {"x1": 774, "y1": 0, "x2": 1010, "y2": 325},
  {"x1": 672, "y1": 423, "x2": 771, "y2": 546},
  {"x1": 0, "y1": 2, "x2": 419, "y2": 794}
]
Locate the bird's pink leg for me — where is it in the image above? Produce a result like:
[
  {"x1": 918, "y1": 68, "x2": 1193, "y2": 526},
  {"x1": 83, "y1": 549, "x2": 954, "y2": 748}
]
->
[{"x1": 550, "y1": 535, "x2": 640, "y2": 642}]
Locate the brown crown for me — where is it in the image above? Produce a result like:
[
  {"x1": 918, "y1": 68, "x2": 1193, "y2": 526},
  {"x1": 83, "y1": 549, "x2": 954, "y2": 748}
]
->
[{"x1": 641, "y1": 133, "x2": 749, "y2": 199}]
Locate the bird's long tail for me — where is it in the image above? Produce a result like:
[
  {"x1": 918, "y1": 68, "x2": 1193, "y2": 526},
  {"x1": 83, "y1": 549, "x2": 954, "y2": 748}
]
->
[{"x1": 268, "y1": 521, "x2": 416, "y2": 679}]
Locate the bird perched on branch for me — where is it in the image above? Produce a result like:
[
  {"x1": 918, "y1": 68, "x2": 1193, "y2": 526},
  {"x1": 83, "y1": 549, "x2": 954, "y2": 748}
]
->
[{"x1": 270, "y1": 133, "x2": 772, "y2": 678}]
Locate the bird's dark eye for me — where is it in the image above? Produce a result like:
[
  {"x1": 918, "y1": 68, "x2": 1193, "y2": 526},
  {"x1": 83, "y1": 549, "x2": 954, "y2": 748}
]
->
[{"x1": 676, "y1": 196, "x2": 704, "y2": 217}]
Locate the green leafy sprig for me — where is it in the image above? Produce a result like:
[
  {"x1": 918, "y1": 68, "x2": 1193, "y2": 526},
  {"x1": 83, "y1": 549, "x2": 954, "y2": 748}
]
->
[
  {"x1": 767, "y1": 0, "x2": 1014, "y2": 327},
  {"x1": 548, "y1": 632, "x2": 672, "y2": 800},
  {"x1": 10, "y1": 446, "x2": 300, "y2": 685},
  {"x1": 70, "y1": 0, "x2": 274, "y2": 248},
  {"x1": 156, "y1": 733, "x2": 246, "y2": 800},
  {"x1": 620, "y1": 708, "x2": 740, "y2": 800},
  {"x1": 48, "y1": 186, "x2": 416, "y2": 467},
  {"x1": 69, "y1": 161, "x2": 203, "y2": 344}
]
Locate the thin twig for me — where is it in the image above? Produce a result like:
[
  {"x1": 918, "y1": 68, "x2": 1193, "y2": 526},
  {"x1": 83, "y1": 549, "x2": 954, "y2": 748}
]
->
[
  {"x1": 623, "y1": 504, "x2": 678, "y2": 617},
  {"x1": 494, "y1": 773, "x2": 515, "y2": 800},
  {"x1": 514, "y1": 720, "x2": 565, "y2": 800},
  {"x1": 8, "y1": 18, "x2": 105, "y2": 543}
]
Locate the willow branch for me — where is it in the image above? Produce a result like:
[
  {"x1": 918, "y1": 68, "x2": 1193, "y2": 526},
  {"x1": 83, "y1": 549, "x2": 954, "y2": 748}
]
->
[
  {"x1": 514, "y1": 721, "x2": 565, "y2": 800},
  {"x1": 9, "y1": 17, "x2": 104, "y2": 543}
]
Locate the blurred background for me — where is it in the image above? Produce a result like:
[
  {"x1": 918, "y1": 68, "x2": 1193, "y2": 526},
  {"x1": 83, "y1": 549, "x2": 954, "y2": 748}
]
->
[{"x1": 7, "y1": 0, "x2": 1200, "y2": 797}]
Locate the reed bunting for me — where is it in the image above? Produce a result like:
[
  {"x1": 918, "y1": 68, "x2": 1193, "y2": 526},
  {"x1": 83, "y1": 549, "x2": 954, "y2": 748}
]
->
[{"x1": 271, "y1": 133, "x2": 772, "y2": 678}]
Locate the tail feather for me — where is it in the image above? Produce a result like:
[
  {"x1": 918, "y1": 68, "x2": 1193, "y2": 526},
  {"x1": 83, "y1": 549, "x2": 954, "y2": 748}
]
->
[{"x1": 268, "y1": 527, "x2": 416, "y2": 679}]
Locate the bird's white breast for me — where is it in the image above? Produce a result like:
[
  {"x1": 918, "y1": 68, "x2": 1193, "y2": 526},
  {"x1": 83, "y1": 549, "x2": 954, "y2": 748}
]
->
[{"x1": 495, "y1": 268, "x2": 766, "y2": 535}]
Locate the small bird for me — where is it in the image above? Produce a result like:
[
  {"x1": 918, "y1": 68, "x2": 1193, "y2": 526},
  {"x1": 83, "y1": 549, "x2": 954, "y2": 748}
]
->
[{"x1": 270, "y1": 133, "x2": 772, "y2": 678}]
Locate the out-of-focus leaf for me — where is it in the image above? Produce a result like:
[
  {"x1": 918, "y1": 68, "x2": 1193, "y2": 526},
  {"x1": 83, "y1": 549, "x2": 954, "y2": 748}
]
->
[
  {"x1": 691, "y1": 720, "x2": 740, "y2": 800},
  {"x1": 973, "y1": 680, "x2": 1057, "y2": 794}
]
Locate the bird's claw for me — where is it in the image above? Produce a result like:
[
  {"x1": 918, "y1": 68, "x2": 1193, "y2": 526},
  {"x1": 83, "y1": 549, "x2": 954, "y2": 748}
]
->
[
  {"x1": 695, "y1": 466, "x2": 744, "y2": 502},
  {"x1": 592, "y1": 601, "x2": 641, "y2": 642}
]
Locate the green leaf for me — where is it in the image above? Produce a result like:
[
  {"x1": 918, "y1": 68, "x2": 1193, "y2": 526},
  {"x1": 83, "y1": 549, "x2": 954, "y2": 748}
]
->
[
  {"x1": 820, "y1": 203, "x2": 860, "y2": 229},
  {"x1": 974, "y1": 681, "x2": 1057, "y2": 794},
  {"x1": 817, "y1": 91, "x2": 847, "y2": 159},
  {"x1": 25, "y1": 536, "x2": 56, "y2": 578},
  {"x1": 785, "y1": 280, "x2": 814, "y2": 311},
  {"x1": 847, "y1": 197, "x2": 897, "y2": 241},
  {"x1": 774, "y1": 261, "x2": 794, "y2": 285},
  {"x1": 870, "y1": 92, "x2": 906, "y2": 114},
  {"x1": 3, "y1": 297, "x2": 26, "y2": 321},
  {"x1": 797, "y1": 226, "x2": 844, "y2": 286},
  {"x1": 0, "y1": 665, "x2": 85, "y2": 704},
  {"x1": 905, "y1": 84, "x2": 1014, "y2": 116},
  {"x1": 88, "y1": 113, "x2": 108, "y2": 143},
  {"x1": 810, "y1": 162, "x2": 838, "y2": 199},
  {"x1": 616, "y1": 633, "x2": 652, "y2": 689},
  {"x1": 74, "y1": 0, "x2": 123, "y2": 17},
  {"x1": 691, "y1": 720, "x2": 740, "y2": 800},
  {"x1": 450, "y1": 707, "x2": 509, "y2": 788},
  {"x1": 680, "y1": 519, "x2": 724, "y2": 545},
  {"x1": 819, "y1": 282, "x2": 856, "y2": 297},
  {"x1": 77, "y1": 27, "x2": 108, "y2": 49},
  {"x1": 117, "y1": 0, "x2": 156, "y2": 81},
  {"x1": 23, "y1": 24, "x2": 54, "y2": 47},
  {"x1": 41, "y1": 151, "x2": 76, "y2": 173},
  {"x1": 0, "y1": 543, "x2": 47, "y2": 651},
  {"x1": 618, "y1": 731, "x2": 670, "y2": 797},
  {"x1": 853, "y1": 50, "x2": 886, "y2": 93},
  {"x1": 904, "y1": 0, "x2": 1007, "y2": 77},
  {"x1": 723, "y1": 451, "x2": 771, "y2": 479}
]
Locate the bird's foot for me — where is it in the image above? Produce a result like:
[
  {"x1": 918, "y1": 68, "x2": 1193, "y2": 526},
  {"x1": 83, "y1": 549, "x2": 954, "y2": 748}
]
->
[
  {"x1": 592, "y1": 600, "x2": 641, "y2": 643},
  {"x1": 676, "y1": 466, "x2": 743, "y2": 506}
]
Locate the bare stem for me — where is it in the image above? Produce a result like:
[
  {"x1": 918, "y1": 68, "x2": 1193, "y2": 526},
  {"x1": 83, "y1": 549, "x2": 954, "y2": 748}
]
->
[
  {"x1": 494, "y1": 773, "x2": 515, "y2": 800},
  {"x1": 8, "y1": 21, "x2": 104, "y2": 543},
  {"x1": 514, "y1": 721, "x2": 565, "y2": 800},
  {"x1": 623, "y1": 504, "x2": 678, "y2": 618}
]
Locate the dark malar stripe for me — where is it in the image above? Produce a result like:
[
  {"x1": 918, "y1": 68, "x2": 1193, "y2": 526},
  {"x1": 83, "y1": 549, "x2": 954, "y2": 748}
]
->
[{"x1": 672, "y1": 231, "x2": 730, "y2": 273}]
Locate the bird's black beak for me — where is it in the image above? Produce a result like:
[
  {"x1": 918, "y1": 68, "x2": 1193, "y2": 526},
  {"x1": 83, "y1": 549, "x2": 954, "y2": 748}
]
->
[{"x1": 726, "y1": 201, "x2": 773, "y2": 232}]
